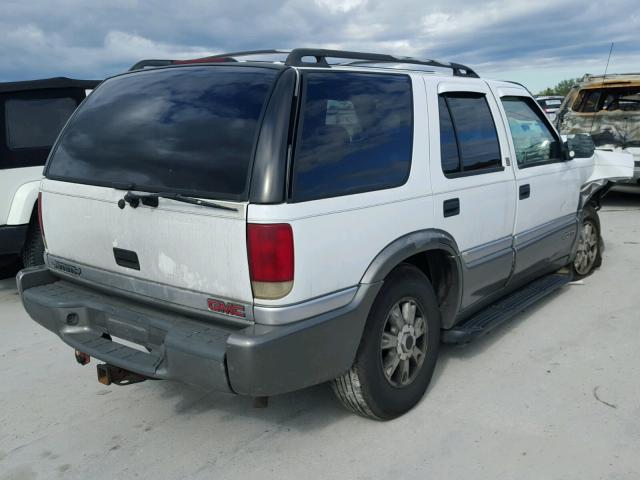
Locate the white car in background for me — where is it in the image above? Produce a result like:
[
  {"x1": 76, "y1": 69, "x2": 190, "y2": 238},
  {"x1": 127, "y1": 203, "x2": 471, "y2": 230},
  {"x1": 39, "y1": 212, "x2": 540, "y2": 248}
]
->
[
  {"x1": 0, "y1": 77, "x2": 98, "y2": 273},
  {"x1": 535, "y1": 95, "x2": 564, "y2": 122}
]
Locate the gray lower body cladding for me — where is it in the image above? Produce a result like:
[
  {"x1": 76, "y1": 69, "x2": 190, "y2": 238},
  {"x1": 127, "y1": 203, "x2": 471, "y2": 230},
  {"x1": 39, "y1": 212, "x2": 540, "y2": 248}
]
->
[{"x1": 17, "y1": 267, "x2": 380, "y2": 396}]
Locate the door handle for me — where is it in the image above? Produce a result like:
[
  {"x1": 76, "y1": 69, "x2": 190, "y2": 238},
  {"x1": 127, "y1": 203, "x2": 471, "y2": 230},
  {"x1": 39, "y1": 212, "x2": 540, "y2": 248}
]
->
[
  {"x1": 443, "y1": 198, "x2": 460, "y2": 217},
  {"x1": 519, "y1": 184, "x2": 530, "y2": 200}
]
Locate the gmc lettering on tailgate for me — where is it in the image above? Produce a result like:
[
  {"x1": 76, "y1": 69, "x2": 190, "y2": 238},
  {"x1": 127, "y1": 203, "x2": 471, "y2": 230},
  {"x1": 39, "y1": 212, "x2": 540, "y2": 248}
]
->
[{"x1": 207, "y1": 298, "x2": 246, "y2": 318}]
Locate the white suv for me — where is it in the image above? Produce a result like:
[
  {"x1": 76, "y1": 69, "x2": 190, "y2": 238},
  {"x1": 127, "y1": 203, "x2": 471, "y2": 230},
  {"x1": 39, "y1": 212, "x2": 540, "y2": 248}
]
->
[
  {"x1": 0, "y1": 77, "x2": 97, "y2": 273},
  {"x1": 17, "y1": 49, "x2": 633, "y2": 420}
]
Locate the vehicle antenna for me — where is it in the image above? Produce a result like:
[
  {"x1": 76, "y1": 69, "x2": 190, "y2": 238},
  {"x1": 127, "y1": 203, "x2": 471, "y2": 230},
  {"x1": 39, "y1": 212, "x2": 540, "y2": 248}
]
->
[{"x1": 589, "y1": 42, "x2": 614, "y2": 135}]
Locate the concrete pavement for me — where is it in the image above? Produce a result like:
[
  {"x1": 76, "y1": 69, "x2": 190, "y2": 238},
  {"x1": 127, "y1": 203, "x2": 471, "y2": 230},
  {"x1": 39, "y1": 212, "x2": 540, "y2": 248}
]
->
[{"x1": 1, "y1": 192, "x2": 639, "y2": 480}]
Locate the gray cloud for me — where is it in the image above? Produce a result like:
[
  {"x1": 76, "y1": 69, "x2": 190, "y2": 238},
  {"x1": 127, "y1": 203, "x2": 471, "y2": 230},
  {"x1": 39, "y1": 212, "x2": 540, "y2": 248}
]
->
[{"x1": 0, "y1": 0, "x2": 638, "y2": 91}]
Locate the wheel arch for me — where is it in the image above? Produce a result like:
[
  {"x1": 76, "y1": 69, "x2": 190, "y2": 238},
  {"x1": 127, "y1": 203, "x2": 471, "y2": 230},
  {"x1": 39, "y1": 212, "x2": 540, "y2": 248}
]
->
[
  {"x1": 360, "y1": 230, "x2": 463, "y2": 329},
  {"x1": 6, "y1": 179, "x2": 41, "y2": 225},
  {"x1": 578, "y1": 179, "x2": 611, "y2": 212}
]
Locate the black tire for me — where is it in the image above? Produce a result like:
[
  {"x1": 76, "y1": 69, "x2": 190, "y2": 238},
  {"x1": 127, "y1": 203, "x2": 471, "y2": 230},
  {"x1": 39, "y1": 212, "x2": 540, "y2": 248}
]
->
[
  {"x1": 572, "y1": 206, "x2": 602, "y2": 278},
  {"x1": 332, "y1": 264, "x2": 441, "y2": 420},
  {"x1": 21, "y1": 219, "x2": 45, "y2": 268}
]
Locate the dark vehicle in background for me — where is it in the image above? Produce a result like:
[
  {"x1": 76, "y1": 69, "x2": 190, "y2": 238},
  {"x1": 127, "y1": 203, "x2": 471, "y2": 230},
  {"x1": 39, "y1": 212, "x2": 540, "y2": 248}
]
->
[
  {"x1": 0, "y1": 78, "x2": 99, "y2": 276},
  {"x1": 535, "y1": 95, "x2": 564, "y2": 122},
  {"x1": 556, "y1": 73, "x2": 640, "y2": 186}
]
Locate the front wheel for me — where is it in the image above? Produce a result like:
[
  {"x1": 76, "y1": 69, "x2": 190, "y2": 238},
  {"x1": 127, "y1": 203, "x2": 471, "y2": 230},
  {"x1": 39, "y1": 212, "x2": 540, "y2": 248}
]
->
[
  {"x1": 332, "y1": 264, "x2": 441, "y2": 420},
  {"x1": 572, "y1": 207, "x2": 602, "y2": 278}
]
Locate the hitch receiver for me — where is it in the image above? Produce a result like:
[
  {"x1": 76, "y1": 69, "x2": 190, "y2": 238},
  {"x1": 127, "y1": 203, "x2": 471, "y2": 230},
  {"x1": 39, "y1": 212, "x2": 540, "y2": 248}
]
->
[{"x1": 97, "y1": 364, "x2": 147, "y2": 386}]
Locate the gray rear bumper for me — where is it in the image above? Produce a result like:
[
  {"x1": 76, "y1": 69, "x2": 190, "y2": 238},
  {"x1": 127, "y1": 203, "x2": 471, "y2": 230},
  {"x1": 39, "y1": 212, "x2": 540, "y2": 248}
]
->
[{"x1": 17, "y1": 267, "x2": 379, "y2": 396}]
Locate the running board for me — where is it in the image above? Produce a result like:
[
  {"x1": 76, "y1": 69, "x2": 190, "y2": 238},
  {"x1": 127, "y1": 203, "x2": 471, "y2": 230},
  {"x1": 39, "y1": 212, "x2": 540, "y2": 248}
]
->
[{"x1": 442, "y1": 272, "x2": 573, "y2": 344}]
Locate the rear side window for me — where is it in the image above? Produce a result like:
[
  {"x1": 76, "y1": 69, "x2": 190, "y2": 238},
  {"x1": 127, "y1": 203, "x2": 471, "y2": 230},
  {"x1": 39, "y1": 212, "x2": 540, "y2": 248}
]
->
[
  {"x1": 573, "y1": 86, "x2": 640, "y2": 113},
  {"x1": 47, "y1": 66, "x2": 278, "y2": 200},
  {"x1": 438, "y1": 93, "x2": 502, "y2": 176},
  {"x1": 5, "y1": 97, "x2": 77, "y2": 149},
  {"x1": 573, "y1": 90, "x2": 601, "y2": 112},
  {"x1": 291, "y1": 72, "x2": 413, "y2": 202}
]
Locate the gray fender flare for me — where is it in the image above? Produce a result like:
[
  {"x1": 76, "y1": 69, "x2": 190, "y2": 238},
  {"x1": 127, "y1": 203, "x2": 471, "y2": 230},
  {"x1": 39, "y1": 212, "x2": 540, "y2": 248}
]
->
[{"x1": 360, "y1": 229, "x2": 463, "y2": 328}]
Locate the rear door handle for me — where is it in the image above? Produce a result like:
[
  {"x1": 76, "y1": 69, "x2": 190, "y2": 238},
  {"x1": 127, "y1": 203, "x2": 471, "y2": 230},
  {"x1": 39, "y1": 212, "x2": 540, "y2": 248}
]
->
[
  {"x1": 443, "y1": 198, "x2": 460, "y2": 217},
  {"x1": 519, "y1": 184, "x2": 530, "y2": 200}
]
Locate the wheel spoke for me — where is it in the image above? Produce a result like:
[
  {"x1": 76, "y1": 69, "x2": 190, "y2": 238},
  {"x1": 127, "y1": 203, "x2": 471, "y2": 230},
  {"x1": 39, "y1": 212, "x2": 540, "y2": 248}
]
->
[
  {"x1": 414, "y1": 316, "x2": 426, "y2": 338},
  {"x1": 389, "y1": 305, "x2": 404, "y2": 331},
  {"x1": 398, "y1": 359, "x2": 410, "y2": 384},
  {"x1": 383, "y1": 351, "x2": 401, "y2": 377},
  {"x1": 381, "y1": 332, "x2": 397, "y2": 350},
  {"x1": 411, "y1": 346, "x2": 423, "y2": 364},
  {"x1": 401, "y1": 301, "x2": 416, "y2": 325}
]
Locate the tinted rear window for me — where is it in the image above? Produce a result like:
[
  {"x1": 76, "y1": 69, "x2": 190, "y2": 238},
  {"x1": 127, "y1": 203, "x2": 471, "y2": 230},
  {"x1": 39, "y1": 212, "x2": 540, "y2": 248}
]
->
[
  {"x1": 47, "y1": 66, "x2": 278, "y2": 200},
  {"x1": 291, "y1": 72, "x2": 413, "y2": 202},
  {"x1": 541, "y1": 99, "x2": 562, "y2": 107},
  {"x1": 5, "y1": 97, "x2": 77, "y2": 149}
]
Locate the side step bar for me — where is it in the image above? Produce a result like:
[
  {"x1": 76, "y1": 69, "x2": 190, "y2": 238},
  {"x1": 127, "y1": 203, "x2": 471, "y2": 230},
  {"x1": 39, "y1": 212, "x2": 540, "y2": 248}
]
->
[{"x1": 442, "y1": 272, "x2": 573, "y2": 344}]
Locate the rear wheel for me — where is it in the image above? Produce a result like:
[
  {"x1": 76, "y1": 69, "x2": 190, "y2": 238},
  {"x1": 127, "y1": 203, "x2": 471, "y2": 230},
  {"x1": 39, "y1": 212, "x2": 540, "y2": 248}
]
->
[
  {"x1": 21, "y1": 219, "x2": 45, "y2": 268},
  {"x1": 332, "y1": 264, "x2": 441, "y2": 420},
  {"x1": 572, "y1": 207, "x2": 602, "y2": 278}
]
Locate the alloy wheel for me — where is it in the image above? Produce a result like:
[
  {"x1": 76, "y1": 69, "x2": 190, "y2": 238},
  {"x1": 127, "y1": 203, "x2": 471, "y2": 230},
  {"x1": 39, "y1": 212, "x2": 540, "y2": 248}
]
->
[
  {"x1": 574, "y1": 220, "x2": 598, "y2": 275},
  {"x1": 380, "y1": 298, "x2": 428, "y2": 387}
]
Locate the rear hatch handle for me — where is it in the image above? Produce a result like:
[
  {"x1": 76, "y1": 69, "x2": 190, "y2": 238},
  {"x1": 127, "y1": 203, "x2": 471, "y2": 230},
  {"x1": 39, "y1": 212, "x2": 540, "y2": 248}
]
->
[{"x1": 119, "y1": 191, "x2": 238, "y2": 212}]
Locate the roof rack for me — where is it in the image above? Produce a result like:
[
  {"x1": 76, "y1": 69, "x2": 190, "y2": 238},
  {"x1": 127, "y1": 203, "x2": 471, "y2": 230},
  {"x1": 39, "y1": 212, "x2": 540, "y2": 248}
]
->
[
  {"x1": 284, "y1": 48, "x2": 479, "y2": 78},
  {"x1": 129, "y1": 59, "x2": 175, "y2": 71},
  {"x1": 129, "y1": 48, "x2": 479, "y2": 78}
]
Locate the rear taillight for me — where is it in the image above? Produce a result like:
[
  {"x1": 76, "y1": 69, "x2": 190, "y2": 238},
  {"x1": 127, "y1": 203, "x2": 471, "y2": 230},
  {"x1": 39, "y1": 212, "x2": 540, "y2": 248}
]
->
[
  {"x1": 247, "y1": 223, "x2": 294, "y2": 300},
  {"x1": 37, "y1": 191, "x2": 47, "y2": 249}
]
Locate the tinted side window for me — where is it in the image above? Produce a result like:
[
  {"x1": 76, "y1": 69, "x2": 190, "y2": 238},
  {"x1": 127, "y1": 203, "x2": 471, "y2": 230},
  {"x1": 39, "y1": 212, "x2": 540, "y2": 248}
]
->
[
  {"x1": 291, "y1": 72, "x2": 413, "y2": 202},
  {"x1": 501, "y1": 96, "x2": 561, "y2": 167},
  {"x1": 438, "y1": 93, "x2": 501, "y2": 175},
  {"x1": 5, "y1": 98, "x2": 77, "y2": 149},
  {"x1": 438, "y1": 96, "x2": 460, "y2": 174}
]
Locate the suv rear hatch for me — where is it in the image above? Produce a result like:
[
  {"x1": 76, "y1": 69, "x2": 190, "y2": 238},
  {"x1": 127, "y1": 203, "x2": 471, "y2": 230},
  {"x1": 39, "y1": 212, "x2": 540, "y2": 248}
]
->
[{"x1": 41, "y1": 65, "x2": 280, "y2": 315}]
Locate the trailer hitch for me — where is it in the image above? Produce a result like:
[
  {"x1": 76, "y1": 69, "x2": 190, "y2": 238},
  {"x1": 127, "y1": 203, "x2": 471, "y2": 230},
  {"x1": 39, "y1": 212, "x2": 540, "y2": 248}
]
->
[{"x1": 96, "y1": 364, "x2": 147, "y2": 386}]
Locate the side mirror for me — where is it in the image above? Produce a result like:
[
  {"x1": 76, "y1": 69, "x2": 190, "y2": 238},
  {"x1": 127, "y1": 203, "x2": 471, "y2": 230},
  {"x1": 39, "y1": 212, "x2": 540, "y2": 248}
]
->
[{"x1": 564, "y1": 133, "x2": 595, "y2": 159}]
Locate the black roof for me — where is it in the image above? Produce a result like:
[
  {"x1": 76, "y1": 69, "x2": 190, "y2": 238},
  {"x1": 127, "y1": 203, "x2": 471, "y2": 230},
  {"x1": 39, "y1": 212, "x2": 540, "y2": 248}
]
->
[{"x1": 0, "y1": 77, "x2": 100, "y2": 94}]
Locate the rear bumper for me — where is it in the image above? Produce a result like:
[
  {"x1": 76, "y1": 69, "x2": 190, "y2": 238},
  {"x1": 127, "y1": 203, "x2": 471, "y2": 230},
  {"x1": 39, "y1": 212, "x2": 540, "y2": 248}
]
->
[
  {"x1": 0, "y1": 224, "x2": 28, "y2": 255},
  {"x1": 17, "y1": 267, "x2": 380, "y2": 396}
]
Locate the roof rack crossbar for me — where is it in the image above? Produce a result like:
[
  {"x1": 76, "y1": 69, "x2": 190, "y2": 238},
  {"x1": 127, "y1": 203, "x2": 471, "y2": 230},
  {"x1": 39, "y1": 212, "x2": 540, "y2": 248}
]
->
[
  {"x1": 203, "y1": 49, "x2": 289, "y2": 59},
  {"x1": 284, "y1": 48, "x2": 479, "y2": 78},
  {"x1": 129, "y1": 59, "x2": 174, "y2": 71}
]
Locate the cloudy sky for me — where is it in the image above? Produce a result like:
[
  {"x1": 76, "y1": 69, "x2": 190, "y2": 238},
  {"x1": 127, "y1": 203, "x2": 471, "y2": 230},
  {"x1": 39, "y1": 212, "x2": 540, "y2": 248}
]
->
[{"x1": 0, "y1": 0, "x2": 638, "y2": 92}]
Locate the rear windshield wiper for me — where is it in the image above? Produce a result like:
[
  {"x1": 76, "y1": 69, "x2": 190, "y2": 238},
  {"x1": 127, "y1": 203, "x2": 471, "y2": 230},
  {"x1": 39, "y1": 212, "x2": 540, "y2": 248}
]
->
[{"x1": 121, "y1": 191, "x2": 238, "y2": 212}]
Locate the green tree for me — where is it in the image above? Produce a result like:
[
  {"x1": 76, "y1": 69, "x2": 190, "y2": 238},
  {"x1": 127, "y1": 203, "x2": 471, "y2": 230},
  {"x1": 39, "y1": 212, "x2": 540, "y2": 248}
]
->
[{"x1": 537, "y1": 78, "x2": 581, "y2": 96}]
